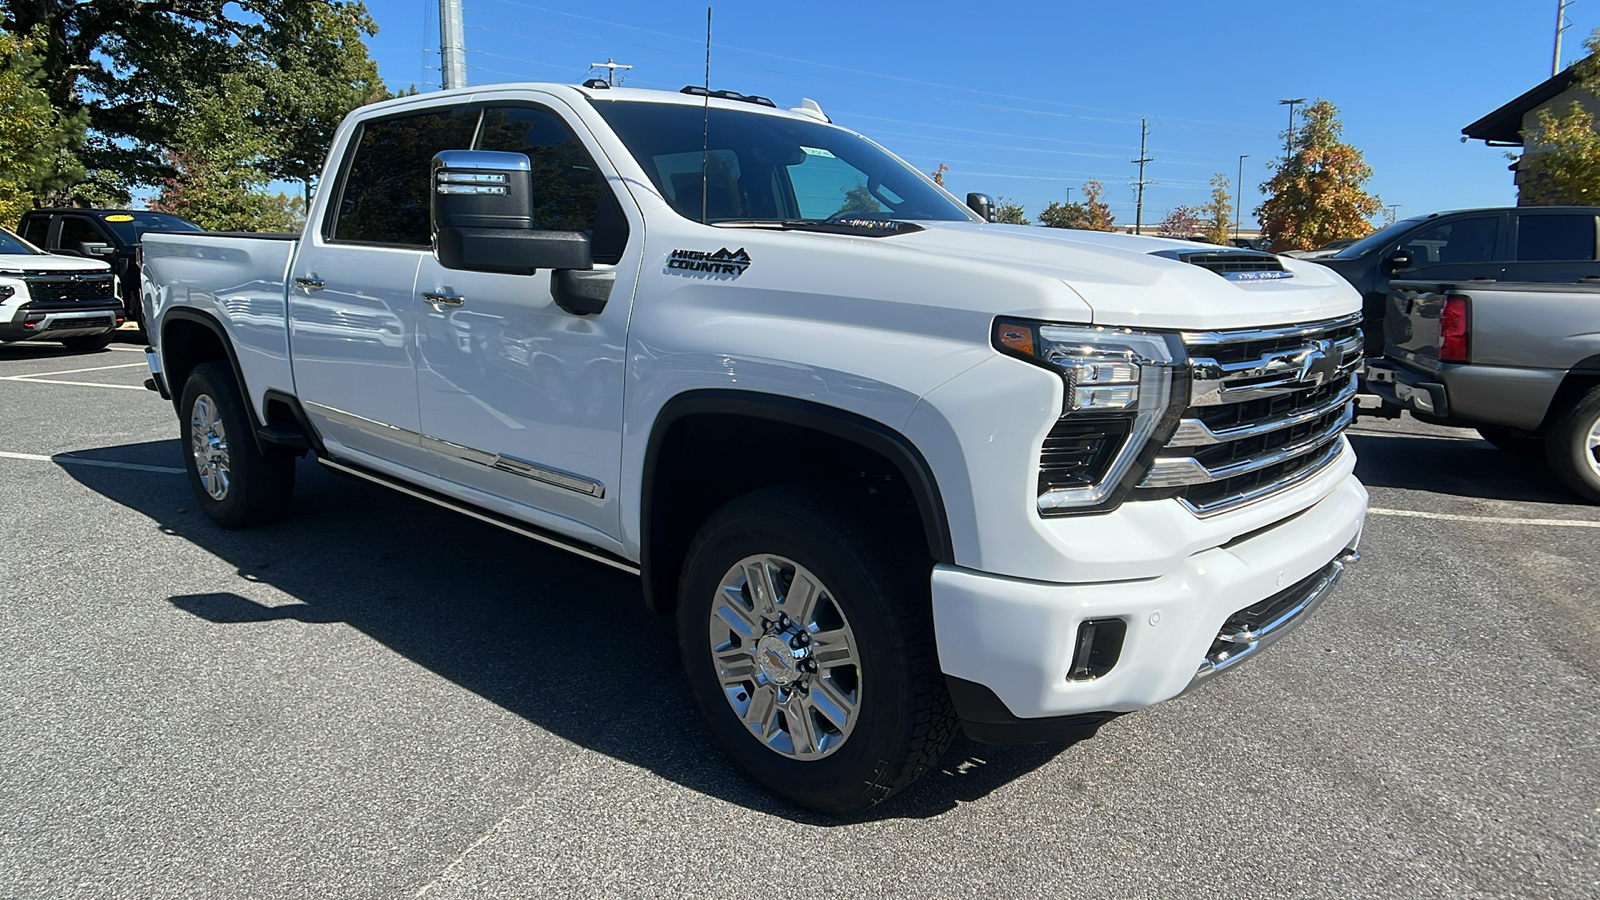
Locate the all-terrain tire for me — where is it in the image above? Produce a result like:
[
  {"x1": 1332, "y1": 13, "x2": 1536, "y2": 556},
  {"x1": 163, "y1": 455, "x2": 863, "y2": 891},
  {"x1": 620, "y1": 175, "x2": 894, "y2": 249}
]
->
[
  {"x1": 676, "y1": 482, "x2": 956, "y2": 815},
  {"x1": 179, "y1": 361, "x2": 296, "y2": 528}
]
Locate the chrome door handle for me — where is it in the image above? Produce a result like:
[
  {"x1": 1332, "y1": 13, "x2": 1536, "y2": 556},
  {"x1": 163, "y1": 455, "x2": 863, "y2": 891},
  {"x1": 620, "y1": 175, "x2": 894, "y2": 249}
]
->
[
  {"x1": 422, "y1": 291, "x2": 465, "y2": 307},
  {"x1": 294, "y1": 276, "x2": 325, "y2": 291}
]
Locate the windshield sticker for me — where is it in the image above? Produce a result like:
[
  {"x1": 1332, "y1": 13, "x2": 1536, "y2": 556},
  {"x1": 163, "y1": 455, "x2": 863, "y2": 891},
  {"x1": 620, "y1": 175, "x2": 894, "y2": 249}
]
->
[
  {"x1": 104, "y1": 214, "x2": 135, "y2": 222},
  {"x1": 800, "y1": 146, "x2": 836, "y2": 159},
  {"x1": 667, "y1": 247, "x2": 751, "y2": 277}
]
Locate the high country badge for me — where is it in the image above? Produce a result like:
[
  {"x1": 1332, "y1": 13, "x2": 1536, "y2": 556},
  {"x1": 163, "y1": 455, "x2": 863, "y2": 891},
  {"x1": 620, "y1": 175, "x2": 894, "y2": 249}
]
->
[{"x1": 667, "y1": 247, "x2": 751, "y2": 276}]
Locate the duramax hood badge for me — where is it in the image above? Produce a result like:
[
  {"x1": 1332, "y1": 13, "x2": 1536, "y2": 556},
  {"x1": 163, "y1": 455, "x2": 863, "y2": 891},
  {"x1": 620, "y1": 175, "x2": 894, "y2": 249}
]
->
[{"x1": 668, "y1": 247, "x2": 751, "y2": 276}]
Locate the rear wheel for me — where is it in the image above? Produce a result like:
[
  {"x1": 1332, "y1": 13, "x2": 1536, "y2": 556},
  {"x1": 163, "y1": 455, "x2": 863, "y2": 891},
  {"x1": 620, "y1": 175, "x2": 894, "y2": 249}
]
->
[
  {"x1": 59, "y1": 333, "x2": 113, "y2": 353},
  {"x1": 676, "y1": 483, "x2": 956, "y2": 814},
  {"x1": 1477, "y1": 425, "x2": 1542, "y2": 456},
  {"x1": 179, "y1": 361, "x2": 296, "y2": 528},
  {"x1": 1545, "y1": 385, "x2": 1600, "y2": 503}
]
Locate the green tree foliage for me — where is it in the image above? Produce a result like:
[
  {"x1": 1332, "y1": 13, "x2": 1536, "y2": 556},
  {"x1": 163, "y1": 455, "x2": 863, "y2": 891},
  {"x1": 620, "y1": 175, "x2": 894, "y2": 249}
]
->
[
  {"x1": 1256, "y1": 99, "x2": 1381, "y2": 251},
  {"x1": 1519, "y1": 29, "x2": 1600, "y2": 205},
  {"x1": 148, "y1": 76, "x2": 305, "y2": 232},
  {"x1": 840, "y1": 182, "x2": 882, "y2": 213},
  {"x1": 1202, "y1": 173, "x2": 1233, "y2": 245},
  {"x1": 0, "y1": 29, "x2": 85, "y2": 223},
  {"x1": 1036, "y1": 180, "x2": 1116, "y2": 231},
  {"x1": 992, "y1": 196, "x2": 1028, "y2": 225},
  {"x1": 1, "y1": 0, "x2": 382, "y2": 201}
]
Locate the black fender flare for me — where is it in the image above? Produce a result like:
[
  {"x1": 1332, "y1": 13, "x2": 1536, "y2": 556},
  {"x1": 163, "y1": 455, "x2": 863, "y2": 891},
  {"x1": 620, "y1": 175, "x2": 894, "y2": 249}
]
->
[{"x1": 639, "y1": 389, "x2": 955, "y2": 612}]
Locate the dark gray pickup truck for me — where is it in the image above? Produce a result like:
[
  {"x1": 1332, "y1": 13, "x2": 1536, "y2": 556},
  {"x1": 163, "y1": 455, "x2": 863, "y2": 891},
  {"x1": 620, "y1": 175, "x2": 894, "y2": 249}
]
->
[{"x1": 1365, "y1": 279, "x2": 1600, "y2": 502}]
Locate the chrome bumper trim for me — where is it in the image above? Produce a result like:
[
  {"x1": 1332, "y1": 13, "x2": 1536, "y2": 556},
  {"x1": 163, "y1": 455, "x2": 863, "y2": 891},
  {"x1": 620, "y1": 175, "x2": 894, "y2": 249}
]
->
[{"x1": 1189, "y1": 547, "x2": 1359, "y2": 685}]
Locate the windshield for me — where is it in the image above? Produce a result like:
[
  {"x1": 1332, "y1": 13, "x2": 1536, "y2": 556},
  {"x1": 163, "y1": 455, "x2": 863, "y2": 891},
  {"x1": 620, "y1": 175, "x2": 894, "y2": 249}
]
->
[
  {"x1": 99, "y1": 212, "x2": 202, "y2": 243},
  {"x1": 0, "y1": 227, "x2": 41, "y2": 255},
  {"x1": 590, "y1": 100, "x2": 973, "y2": 224},
  {"x1": 1330, "y1": 217, "x2": 1427, "y2": 259}
]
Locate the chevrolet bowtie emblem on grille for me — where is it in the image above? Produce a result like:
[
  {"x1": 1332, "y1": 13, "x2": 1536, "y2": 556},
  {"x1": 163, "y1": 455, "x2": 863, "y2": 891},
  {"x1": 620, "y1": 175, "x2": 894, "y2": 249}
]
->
[{"x1": 1294, "y1": 339, "x2": 1340, "y2": 387}]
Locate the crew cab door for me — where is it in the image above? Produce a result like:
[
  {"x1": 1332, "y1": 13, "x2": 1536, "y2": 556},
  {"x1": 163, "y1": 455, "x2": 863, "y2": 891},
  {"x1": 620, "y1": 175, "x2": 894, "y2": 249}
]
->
[
  {"x1": 414, "y1": 99, "x2": 640, "y2": 538},
  {"x1": 290, "y1": 105, "x2": 479, "y2": 473}
]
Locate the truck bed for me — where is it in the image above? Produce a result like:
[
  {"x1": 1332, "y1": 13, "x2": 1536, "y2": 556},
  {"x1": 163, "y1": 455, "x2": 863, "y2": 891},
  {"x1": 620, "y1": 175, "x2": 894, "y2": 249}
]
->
[{"x1": 141, "y1": 232, "x2": 299, "y2": 422}]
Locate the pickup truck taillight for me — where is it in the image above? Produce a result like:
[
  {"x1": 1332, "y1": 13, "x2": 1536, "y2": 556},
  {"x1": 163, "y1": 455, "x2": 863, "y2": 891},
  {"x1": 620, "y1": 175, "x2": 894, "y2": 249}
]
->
[{"x1": 1440, "y1": 294, "x2": 1470, "y2": 363}]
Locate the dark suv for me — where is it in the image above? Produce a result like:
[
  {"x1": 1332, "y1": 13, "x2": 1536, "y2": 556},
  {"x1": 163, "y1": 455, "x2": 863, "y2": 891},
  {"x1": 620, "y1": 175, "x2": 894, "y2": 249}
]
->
[
  {"x1": 17, "y1": 209, "x2": 202, "y2": 329},
  {"x1": 1313, "y1": 206, "x2": 1600, "y2": 356}
]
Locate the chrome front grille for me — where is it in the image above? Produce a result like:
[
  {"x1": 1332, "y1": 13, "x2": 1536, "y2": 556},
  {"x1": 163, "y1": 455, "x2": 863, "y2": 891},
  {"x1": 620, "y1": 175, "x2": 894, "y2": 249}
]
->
[{"x1": 1137, "y1": 314, "x2": 1360, "y2": 516}]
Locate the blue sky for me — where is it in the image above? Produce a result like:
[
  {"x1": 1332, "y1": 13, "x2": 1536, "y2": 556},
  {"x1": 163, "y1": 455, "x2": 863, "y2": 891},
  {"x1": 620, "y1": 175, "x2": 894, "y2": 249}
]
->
[{"x1": 358, "y1": 0, "x2": 1583, "y2": 229}]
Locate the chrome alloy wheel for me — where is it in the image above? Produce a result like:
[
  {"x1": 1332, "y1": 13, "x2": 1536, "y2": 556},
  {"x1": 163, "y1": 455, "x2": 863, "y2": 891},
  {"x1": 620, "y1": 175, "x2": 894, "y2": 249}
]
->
[
  {"x1": 1586, "y1": 413, "x2": 1600, "y2": 480},
  {"x1": 709, "y1": 555, "x2": 862, "y2": 760},
  {"x1": 190, "y1": 392, "x2": 231, "y2": 501}
]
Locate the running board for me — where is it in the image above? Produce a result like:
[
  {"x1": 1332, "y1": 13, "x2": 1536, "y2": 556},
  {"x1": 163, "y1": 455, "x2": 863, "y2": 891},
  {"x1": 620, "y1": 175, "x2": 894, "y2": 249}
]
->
[{"x1": 317, "y1": 456, "x2": 641, "y2": 576}]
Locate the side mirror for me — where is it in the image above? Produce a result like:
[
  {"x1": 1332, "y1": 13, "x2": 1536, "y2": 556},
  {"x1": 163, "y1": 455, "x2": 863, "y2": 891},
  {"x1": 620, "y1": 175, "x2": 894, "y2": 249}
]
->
[
  {"x1": 1383, "y1": 249, "x2": 1415, "y2": 274},
  {"x1": 966, "y1": 192, "x2": 996, "y2": 222},
  {"x1": 431, "y1": 150, "x2": 592, "y2": 276},
  {"x1": 80, "y1": 242, "x2": 115, "y2": 257}
]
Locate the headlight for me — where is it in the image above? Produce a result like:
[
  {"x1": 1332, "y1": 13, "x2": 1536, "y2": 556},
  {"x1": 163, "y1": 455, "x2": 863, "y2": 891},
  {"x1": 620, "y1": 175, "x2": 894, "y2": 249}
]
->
[{"x1": 993, "y1": 318, "x2": 1187, "y2": 514}]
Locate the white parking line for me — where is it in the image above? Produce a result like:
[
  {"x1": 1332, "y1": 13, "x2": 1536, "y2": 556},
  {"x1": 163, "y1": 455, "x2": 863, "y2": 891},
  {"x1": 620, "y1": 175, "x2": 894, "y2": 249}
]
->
[
  {"x1": 0, "y1": 450, "x2": 184, "y2": 474},
  {"x1": 0, "y1": 377, "x2": 148, "y2": 391},
  {"x1": 2, "y1": 362, "x2": 147, "y2": 378},
  {"x1": 1368, "y1": 507, "x2": 1600, "y2": 529}
]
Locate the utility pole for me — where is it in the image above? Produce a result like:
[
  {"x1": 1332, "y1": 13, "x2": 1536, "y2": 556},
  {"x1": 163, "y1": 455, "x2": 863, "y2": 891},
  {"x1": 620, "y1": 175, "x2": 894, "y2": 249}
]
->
[
  {"x1": 439, "y1": 0, "x2": 467, "y2": 90},
  {"x1": 1554, "y1": 0, "x2": 1573, "y2": 76},
  {"x1": 1234, "y1": 154, "x2": 1249, "y2": 240},
  {"x1": 1279, "y1": 98, "x2": 1305, "y2": 164},
  {"x1": 589, "y1": 58, "x2": 633, "y2": 87},
  {"x1": 1132, "y1": 118, "x2": 1153, "y2": 236},
  {"x1": 1387, "y1": 203, "x2": 1401, "y2": 224}
]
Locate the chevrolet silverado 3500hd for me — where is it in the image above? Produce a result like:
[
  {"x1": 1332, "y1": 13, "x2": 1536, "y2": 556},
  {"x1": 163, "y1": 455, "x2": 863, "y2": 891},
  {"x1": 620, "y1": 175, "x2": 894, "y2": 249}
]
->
[{"x1": 141, "y1": 83, "x2": 1368, "y2": 813}]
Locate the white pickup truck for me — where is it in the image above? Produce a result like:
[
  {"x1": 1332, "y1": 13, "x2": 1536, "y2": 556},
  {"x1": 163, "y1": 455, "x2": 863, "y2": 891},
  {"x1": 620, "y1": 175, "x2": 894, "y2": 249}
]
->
[{"x1": 141, "y1": 83, "x2": 1368, "y2": 813}]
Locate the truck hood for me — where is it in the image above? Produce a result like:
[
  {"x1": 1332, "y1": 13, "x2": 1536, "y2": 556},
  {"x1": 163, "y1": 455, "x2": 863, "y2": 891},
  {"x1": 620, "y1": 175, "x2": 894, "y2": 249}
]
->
[
  {"x1": 880, "y1": 222, "x2": 1359, "y2": 331},
  {"x1": 0, "y1": 253, "x2": 113, "y2": 275}
]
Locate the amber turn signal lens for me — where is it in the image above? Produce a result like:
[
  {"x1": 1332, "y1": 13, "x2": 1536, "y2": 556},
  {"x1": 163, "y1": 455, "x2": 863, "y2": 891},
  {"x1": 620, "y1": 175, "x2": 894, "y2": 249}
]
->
[{"x1": 994, "y1": 321, "x2": 1034, "y2": 356}]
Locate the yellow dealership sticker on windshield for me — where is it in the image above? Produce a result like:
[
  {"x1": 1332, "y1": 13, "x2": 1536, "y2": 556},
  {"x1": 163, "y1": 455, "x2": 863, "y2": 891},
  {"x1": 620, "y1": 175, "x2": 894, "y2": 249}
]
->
[{"x1": 105, "y1": 214, "x2": 134, "y2": 222}]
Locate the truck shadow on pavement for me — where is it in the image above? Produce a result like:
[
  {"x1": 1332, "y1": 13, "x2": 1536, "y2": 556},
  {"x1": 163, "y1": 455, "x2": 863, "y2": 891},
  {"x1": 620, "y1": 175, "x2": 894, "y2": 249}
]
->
[
  {"x1": 1348, "y1": 431, "x2": 1584, "y2": 505},
  {"x1": 64, "y1": 440, "x2": 1086, "y2": 823}
]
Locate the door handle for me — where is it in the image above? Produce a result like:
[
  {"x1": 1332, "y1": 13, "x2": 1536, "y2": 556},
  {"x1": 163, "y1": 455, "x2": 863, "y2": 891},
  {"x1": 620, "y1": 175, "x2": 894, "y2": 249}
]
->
[
  {"x1": 422, "y1": 290, "x2": 465, "y2": 307},
  {"x1": 294, "y1": 276, "x2": 325, "y2": 291}
]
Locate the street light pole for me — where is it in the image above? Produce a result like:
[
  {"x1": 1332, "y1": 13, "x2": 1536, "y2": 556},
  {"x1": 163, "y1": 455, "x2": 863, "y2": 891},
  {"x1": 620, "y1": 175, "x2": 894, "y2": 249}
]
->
[
  {"x1": 1234, "y1": 154, "x2": 1249, "y2": 240},
  {"x1": 1278, "y1": 98, "x2": 1305, "y2": 164}
]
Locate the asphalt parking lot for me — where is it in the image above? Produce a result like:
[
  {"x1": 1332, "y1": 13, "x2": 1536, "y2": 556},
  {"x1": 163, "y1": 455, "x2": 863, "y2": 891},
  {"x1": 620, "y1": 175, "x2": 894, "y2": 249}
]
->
[{"x1": 1, "y1": 335, "x2": 1597, "y2": 899}]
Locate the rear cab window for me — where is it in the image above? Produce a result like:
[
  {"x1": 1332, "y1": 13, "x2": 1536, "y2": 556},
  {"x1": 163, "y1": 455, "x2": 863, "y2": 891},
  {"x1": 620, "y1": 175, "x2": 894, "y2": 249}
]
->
[{"x1": 1515, "y1": 213, "x2": 1598, "y2": 261}]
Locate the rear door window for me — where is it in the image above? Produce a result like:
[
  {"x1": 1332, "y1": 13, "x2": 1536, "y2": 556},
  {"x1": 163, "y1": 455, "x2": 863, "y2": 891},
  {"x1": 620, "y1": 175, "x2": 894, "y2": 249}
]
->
[
  {"x1": 330, "y1": 106, "x2": 480, "y2": 246},
  {"x1": 1516, "y1": 214, "x2": 1597, "y2": 261}
]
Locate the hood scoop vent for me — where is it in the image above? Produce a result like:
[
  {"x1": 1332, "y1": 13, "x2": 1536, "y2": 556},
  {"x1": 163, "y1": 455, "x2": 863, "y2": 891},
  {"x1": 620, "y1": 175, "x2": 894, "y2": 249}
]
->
[{"x1": 1151, "y1": 248, "x2": 1292, "y2": 282}]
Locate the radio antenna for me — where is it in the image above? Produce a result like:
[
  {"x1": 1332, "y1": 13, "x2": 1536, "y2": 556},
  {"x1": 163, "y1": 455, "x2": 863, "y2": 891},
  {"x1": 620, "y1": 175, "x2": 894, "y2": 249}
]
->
[{"x1": 700, "y1": 6, "x2": 711, "y2": 224}]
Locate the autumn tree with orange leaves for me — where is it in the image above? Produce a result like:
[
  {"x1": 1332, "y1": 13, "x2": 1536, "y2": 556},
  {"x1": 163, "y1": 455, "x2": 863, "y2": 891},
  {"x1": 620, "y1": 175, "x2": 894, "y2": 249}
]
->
[{"x1": 1255, "y1": 100, "x2": 1381, "y2": 252}]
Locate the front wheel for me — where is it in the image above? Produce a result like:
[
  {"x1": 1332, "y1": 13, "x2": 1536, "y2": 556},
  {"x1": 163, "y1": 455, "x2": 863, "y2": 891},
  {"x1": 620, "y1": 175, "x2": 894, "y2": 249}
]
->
[
  {"x1": 1545, "y1": 385, "x2": 1600, "y2": 503},
  {"x1": 179, "y1": 361, "x2": 296, "y2": 528},
  {"x1": 676, "y1": 483, "x2": 956, "y2": 814}
]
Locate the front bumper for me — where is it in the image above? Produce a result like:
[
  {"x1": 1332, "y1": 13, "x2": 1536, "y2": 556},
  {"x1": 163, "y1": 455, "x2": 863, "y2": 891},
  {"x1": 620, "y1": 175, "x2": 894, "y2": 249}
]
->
[
  {"x1": 933, "y1": 472, "x2": 1367, "y2": 743},
  {"x1": 0, "y1": 300, "x2": 123, "y2": 342}
]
